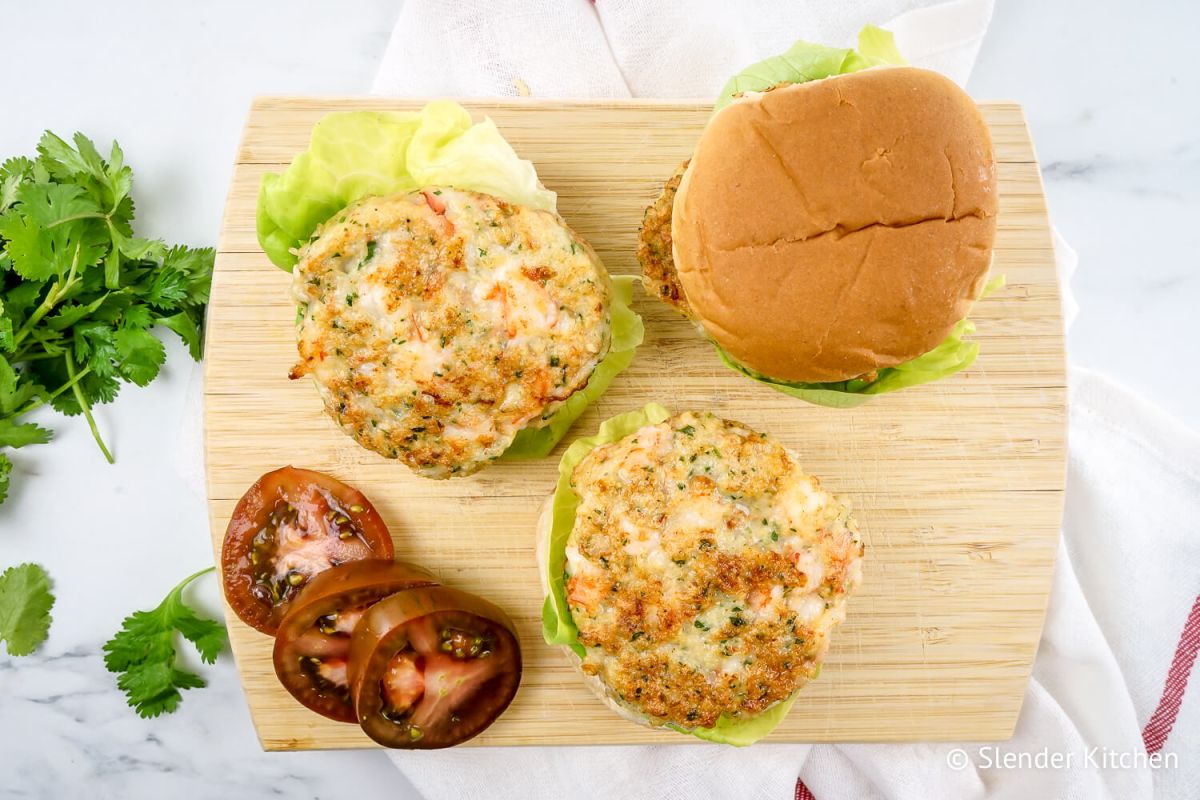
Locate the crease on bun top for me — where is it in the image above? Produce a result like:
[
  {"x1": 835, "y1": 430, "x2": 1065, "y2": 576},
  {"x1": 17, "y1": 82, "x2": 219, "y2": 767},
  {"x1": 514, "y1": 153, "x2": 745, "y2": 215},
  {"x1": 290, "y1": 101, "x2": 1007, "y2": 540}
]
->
[{"x1": 655, "y1": 65, "x2": 998, "y2": 385}]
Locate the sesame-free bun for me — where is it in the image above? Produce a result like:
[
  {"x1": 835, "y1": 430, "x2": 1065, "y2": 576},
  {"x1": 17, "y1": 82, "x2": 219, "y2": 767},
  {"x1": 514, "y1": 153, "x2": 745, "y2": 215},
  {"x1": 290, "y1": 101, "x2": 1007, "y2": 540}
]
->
[{"x1": 671, "y1": 66, "x2": 998, "y2": 383}]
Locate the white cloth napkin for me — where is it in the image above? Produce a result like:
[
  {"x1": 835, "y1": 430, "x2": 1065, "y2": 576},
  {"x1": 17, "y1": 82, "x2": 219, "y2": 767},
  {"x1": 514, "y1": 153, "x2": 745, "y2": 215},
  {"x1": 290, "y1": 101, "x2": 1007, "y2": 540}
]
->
[
  {"x1": 367, "y1": 3, "x2": 1200, "y2": 798},
  {"x1": 372, "y1": 0, "x2": 994, "y2": 97}
]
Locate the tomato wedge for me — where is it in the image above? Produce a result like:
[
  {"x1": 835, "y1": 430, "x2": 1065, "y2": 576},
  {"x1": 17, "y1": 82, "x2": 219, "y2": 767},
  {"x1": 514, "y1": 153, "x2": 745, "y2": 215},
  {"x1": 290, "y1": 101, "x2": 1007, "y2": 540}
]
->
[
  {"x1": 272, "y1": 560, "x2": 438, "y2": 722},
  {"x1": 221, "y1": 467, "x2": 394, "y2": 634},
  {"x1": 348, "y1": 586, "x2": 522, "y2": 748}
]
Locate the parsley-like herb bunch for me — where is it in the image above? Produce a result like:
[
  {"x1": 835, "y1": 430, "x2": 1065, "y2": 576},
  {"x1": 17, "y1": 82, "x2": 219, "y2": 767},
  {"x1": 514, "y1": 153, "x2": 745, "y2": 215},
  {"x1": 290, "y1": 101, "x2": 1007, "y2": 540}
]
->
[
  {"x1": 0, "y1": 132, "x2": 213, "y2": 504},
  {"x1": 103, "y1": 566, "x2": 226, "y2": 718}
]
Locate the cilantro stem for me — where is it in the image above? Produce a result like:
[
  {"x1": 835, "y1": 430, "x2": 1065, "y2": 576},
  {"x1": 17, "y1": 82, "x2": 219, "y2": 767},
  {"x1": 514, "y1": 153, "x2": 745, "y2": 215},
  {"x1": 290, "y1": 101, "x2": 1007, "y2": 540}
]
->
[
  {"x1": 64, "y1": 242, "x2": 83, "y2": 288},
  {"x1": 11, "y1": 245, "x2": 82, "y2": 350},
  {"x1": 11, "y1": 350, "x2": 61, "y2": 362},
  {"x1": 11, "y1": 282, "x2": 62, "y2": 350},
  {"x1": 46, "y1": 211, "x2": 109, "y2": 228},
  {"x1": 175, "y1": 566, "x2": 217, "y2": 594},
  {"x1": 9, "y1": 365, "x2": 94, "y2": 417},
  {"x1": 64, "y1": 354, "x2": 113, "y2": 464},
  {"x1": 104, "y1": 219, "x2": 122, "y2": 288}
]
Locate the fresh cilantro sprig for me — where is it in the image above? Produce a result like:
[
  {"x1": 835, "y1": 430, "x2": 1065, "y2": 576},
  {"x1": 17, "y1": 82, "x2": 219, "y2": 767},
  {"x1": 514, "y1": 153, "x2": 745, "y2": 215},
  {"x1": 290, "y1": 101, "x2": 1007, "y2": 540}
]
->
[
  {"x1": 0, "y1": 562, "x2": 55, "y2": 656},
  {"x1": 0, "y1": 132, "x2": 214, "y2": 504},
  {"x1": 103, "y1": 566, "x2": 227, "y2": 719}
]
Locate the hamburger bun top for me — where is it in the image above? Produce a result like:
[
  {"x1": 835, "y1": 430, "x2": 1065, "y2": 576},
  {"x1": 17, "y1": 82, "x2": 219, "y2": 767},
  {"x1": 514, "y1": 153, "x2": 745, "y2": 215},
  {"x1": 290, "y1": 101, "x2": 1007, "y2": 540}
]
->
[{"x1": 671, "y1": 66, "x2": 998, "y2": 384}]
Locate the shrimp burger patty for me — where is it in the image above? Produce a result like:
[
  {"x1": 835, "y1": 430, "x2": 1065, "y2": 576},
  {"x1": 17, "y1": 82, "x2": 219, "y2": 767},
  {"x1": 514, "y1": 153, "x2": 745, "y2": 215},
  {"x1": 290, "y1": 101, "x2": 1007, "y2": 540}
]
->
[
  {"x1": 291, "y1": 188, "x2": 612, "y2": 478},
  {"x1": 538, "y1": 410, "x2": 863, "y2": 734}
]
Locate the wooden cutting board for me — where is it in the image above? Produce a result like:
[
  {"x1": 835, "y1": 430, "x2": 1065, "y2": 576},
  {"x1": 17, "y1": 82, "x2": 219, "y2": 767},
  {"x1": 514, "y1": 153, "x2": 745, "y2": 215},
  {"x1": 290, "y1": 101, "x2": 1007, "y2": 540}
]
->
[{"x1": 205, "y1": 98, "x2": 1065, "y2": 750}]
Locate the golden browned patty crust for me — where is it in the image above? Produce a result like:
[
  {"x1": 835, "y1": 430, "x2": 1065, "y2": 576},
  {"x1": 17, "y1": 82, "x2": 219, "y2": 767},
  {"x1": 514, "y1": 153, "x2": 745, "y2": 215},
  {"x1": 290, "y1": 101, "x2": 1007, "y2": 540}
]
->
[
  {"x1": 291, "y1": 188, "x2": 611, "y2": 478},
  {"x1": 564, "y1": 411, "x2": 863, "y2": 728},
  {"x1": 636, "y1": 160, "x2": 690, "y2": 317}
]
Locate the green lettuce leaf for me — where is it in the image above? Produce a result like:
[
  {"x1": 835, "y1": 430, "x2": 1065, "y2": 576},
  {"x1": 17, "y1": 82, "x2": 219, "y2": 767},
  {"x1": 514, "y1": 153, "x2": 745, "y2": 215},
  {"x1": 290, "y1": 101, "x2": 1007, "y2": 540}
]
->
[
  {"x1": 539, "y1": 403, "x2": 800, "y2": 745},
  {"x1": 671, "y1": 693, "x2": 800, "y2": 747},
  {"x1": 256, "y1": 102, "x2": 556, "y2": 270},
  {"x1": 715, "y1": 24, "x2": 906, "y2": 111},
  {"x1": 716, "y1": 276, "x2": 1006, "y2": 407},
  {"x1": 856, "y1": 23, "x2": 907, "y2": 65},
  {"x1": 504, "y1": 276, "x2": 644, "y2": 459},
  {"x1": 714, "y1": 320, "x2": 977, "y2": 408}
]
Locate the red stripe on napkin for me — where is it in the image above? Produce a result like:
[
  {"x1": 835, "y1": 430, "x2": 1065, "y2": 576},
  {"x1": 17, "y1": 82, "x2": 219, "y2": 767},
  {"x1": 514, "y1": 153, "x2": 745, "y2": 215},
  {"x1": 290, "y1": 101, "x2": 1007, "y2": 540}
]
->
[
  {"x1": 794, "y1": 777, "x2": 816, "y2": 800},
  {"x1": 1142, "y1": 594, "x2": 1200, "y2": 754}
]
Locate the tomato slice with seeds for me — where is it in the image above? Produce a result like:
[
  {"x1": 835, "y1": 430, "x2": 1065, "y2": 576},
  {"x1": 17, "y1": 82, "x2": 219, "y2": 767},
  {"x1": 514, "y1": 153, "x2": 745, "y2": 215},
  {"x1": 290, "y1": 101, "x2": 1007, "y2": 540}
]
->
[
  {"x1": 272, "y1": 559, "x2": 438, "y2": 722},
  {"x1": 348, "y1": 586, "x2": 522, "y2": 749},
  {"x1": 221, "y1": 467, "x2": 394, "y2": 634}
]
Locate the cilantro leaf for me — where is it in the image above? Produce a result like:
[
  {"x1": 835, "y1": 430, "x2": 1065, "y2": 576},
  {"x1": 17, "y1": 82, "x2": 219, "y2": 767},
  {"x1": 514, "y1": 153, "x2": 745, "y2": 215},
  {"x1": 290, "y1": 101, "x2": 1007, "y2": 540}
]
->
[
  {"x1": 113, "y1": 327, "x2": 165, "y2": 386},
  {"x1": 162, "y1": 245, "x2": 215, "y2": 306},
  {"x1": 0, "y1": 419, "x2": 52, "y2": 448},
  {"x1": 103, "y1": 567, "x2": 226, "y2": 718},
  {"x1": 117, "y1": 662, "x2": 206, "y2": 718},
  {"x1": 0, "y1": 354, "x2": 43, "y2": 422},
  {"x1": 121, "y1": 303, "x2": 153, "y2": 330},
  {"x1": 0, "y1": 212, "x2": 59, "y2": 282},
  {"x1": 117, "y1": 235, "x2": 166, "y2": 262},
  {"x1": 0, "y1": 298, "x2": 14, "y2": 352},
  {"x1": 0, "y1": 355, "x2": 41, "y2": 417},
  {"x1": 3, "y1": 281, "x2": 41, "y2": 320},
  {"x1": 1, "y1": 184, "x2": 109, "y2": 282},
  {"x1": 0, "y1": 563, "x2": 56, "y2": 656},
  {"x1": 0, "y1": 351, "x2": 16, "y2": 394},
  {"x1": 15, "y1": 182, "x2": 100, "y2": 226},
  {"x1": 158, "y1": 311, "x2": 202, "y2": 360},
  {"x1": 71, "y1": 320, "x2": 116, "y2": 372},
  {"x1": 38, "y1": 132, "x2": 97, "y2": 180},
  {"x1": 0, "y1": 158, "x2": 34, "y2": 214},
  {"x1": 0, "y1": 453, "x2": 10, "y2": 504},
  {"x1": 45, "y1": 293, "x2": 109, "y2": 331},
  {"x1": 145, "y1": 265, "x2": 190, "y2": 309}
]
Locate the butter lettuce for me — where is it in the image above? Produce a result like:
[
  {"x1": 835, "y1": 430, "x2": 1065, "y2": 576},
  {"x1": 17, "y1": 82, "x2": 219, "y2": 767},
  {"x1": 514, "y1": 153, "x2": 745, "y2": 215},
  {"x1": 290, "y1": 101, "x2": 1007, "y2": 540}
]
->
[
  {"x1": 256, "y1": 102, "x2": 556, "y2": 270},
  {"x1": 715, "y1": 24, "x2": 906, "y2": 111},
  {"x1": 714, "y1": 318, "x2": 978, "y2": 409},
  {"x1": 716, "y1": 276, "x2": 1006, "y2": 408},
  {"x1": 504, "y1": 276, "x2": 644, "y2": 458},
  {"x1": 540, "y1": 404, "x2": 801, "y2": 745},
  {"x1": 670, "y1": 693, "x2": 800, "y2": 747}
]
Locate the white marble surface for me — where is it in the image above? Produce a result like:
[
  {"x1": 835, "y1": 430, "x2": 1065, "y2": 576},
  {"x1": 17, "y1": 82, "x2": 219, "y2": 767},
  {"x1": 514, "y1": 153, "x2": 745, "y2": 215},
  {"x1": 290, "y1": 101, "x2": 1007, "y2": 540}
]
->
[
  {"x1": 969, "y1": 0, "x2": 1200, "y2": 421},
  {"x1": 0, "y1": 1, "x2": 1196, "y2": 798}
]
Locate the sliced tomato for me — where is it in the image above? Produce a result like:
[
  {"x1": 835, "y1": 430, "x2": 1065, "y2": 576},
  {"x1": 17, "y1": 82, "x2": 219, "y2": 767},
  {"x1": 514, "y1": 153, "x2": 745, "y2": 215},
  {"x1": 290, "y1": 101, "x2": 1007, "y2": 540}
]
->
[
  {"x1": 221, "y1": 467, "x2": 395, "y2": 634},
  {"x1": 272, "y1": 560, "x2": 438, "y2": 722},
  {"x1": 348, "y1": 586, "x2": 522, "y2": 749}
]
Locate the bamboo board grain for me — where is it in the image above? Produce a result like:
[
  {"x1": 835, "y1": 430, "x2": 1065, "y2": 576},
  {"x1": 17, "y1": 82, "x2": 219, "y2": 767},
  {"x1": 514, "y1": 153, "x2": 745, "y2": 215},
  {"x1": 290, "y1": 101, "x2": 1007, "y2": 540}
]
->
[{"x1": 205, "y1": 97, "x2": 1065, "y2": 750}]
